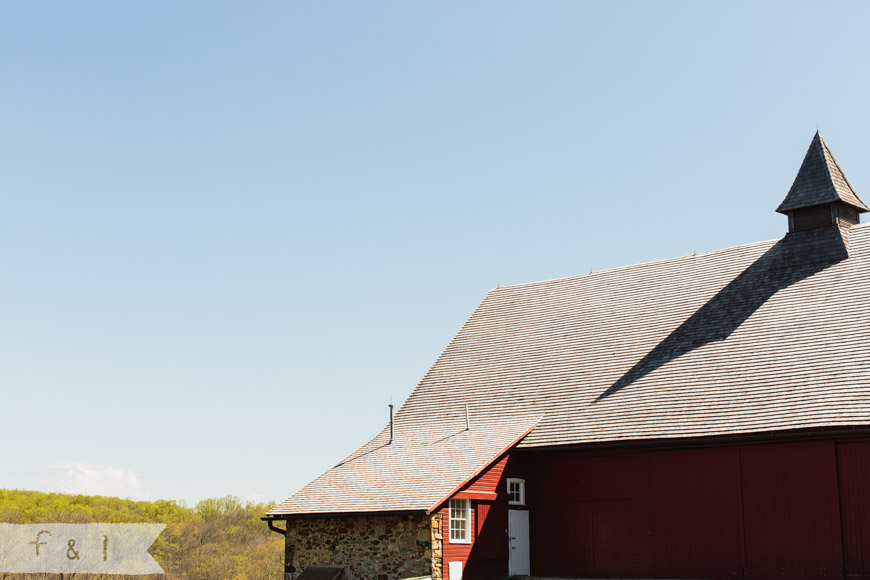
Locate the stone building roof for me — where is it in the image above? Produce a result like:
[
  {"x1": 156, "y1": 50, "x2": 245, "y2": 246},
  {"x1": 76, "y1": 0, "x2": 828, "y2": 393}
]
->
[
  {"x1": 268, "y1": 416, "x2": 538, "y2": 516},
  {"x1": 269, "y1": 134, "x2": 870, "y2": 517}
]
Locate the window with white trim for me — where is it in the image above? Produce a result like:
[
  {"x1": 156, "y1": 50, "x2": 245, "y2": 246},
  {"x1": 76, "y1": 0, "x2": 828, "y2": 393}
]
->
[
  {"x1": 449, "y1": 498, "x2": 471, "y2": 543},
  {"x1": 507, "y1": 478, "x2": 525, "y2": 505}
]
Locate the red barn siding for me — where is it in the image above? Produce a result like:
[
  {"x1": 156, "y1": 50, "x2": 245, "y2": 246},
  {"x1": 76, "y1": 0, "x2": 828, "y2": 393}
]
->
[
  {"x1": 836, "y1": 442, "x2": 870, "y2": 580},
  {"x1": 740, "y1": 441, "x2": 843, "y2": 580},
  {"x1": 529, "y1": 451, "x2": 653, "y2": 578},
  {"x1": 438, "y1": 451, "x2": 526, "y2": 580},
  {"x1": 472, "y1": 500, "x2": 508, "y2": 560},
  {"x1": 437, "y1": 434, "x2": 870, "y2": 580},
  {"x1": 525, "y1": 436, "x2": 869, "y2": 580},
  {"x1": 650, "y1": 446, "x2": 743, "y2": 579},
  {"x1": 464, "y1": 501, "x2": 507, "y2": 580},
  {"x1": 440, "y1": 502, "x2": 474, "y2": 580},
  {"x1": 466, "y1": 454, "x2": 508, "y2": 493}
]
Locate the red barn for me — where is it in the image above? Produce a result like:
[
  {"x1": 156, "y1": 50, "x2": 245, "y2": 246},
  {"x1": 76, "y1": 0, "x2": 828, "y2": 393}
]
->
[{"x1": 266, "y1": 133, "x2": 870, "y2": 580}]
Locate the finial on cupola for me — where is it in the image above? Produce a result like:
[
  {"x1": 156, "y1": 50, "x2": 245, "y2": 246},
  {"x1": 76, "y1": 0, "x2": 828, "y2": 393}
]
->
[{"x1": 777, "y1": 132, "x2": 868, "y2": 233}]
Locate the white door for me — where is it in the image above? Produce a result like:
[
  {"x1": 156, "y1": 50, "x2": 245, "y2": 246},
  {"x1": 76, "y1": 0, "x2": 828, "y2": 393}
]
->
[
  {"x1": 448, "y1": 561, "x2": 463, "y2": 580},
  {"x1": 508, "y1": 509, "x2": 530, "y2": 576}
]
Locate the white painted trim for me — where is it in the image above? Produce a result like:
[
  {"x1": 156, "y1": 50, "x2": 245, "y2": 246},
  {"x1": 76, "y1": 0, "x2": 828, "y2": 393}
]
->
[
  {"x1": 506, "y1": 478, "x2": 526, "y2": 506},
  {"x1": 448, "y1": 498, "x2": 471, "y2": 544}
]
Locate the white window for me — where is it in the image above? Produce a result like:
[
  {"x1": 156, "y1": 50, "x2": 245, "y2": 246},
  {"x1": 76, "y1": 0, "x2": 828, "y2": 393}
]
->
[
  {"x1": 449, "y1": 498, "x2": 471, "y2": 543},
  {"x1": 507, "y1": 478, "x2": 525, "y2": 505}
]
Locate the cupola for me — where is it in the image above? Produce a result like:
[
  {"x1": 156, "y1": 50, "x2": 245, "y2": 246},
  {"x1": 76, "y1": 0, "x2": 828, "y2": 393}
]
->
[{"x1": 777, "y1": 132, "x2": 868, "y2": 233}]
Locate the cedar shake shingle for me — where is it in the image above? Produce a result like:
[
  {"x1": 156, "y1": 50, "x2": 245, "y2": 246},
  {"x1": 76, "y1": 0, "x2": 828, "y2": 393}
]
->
[
  {"x1": 267, "y1": 416, "x2": 538, "y2": 516},
  {"x1": 776, "y1": 132, "x2": 868, "y2": 213}
]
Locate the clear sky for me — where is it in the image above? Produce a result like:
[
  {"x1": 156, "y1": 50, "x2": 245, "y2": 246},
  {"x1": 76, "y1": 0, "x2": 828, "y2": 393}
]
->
[{"x1": 2, "y1": 1, "x2": 870, "y2": 505}]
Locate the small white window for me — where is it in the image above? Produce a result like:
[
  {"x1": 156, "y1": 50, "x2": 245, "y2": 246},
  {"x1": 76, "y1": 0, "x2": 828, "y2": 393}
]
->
[
  {"x1": 507, "y1": 478, "x2": 525, "y2": 505},
  {"x1": 449, "y1": 498, "x2": 471, "y2": 543}
]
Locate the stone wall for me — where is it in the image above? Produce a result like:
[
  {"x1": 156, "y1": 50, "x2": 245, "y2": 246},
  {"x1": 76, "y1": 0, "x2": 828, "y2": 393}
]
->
[
  {"x1": 285, "y1": 514, "x2": 436, "y2": 580},
  {"x1": 429, "y1": 514, "x2": 442, "y2": 580}
]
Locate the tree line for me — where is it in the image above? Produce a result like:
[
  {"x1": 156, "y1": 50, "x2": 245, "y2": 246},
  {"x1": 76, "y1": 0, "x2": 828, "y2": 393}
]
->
[{"x1": 0, "y1": 489, "x2": 282, "y2": 580}]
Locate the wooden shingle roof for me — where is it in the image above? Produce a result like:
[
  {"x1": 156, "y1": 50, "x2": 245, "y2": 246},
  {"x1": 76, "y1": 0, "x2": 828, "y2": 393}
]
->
[
  {"x1": 268, "y1": 415, "x2": 538, "y2": 516},
  {"x1": 777, "y1": 132, "x2": 868, "y2": 213},
  {"x1": 401, "y1": 224, "x2": 870, "y2": 452},
  {"x1": 271, "y1": 223, "x2": 870, "y2": 516}
]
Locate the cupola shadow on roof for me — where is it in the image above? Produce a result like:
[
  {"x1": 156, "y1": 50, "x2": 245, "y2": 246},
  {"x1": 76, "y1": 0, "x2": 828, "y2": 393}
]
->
[{"x1": 599, "y1": 132, "x2": 868, "y2": 401}]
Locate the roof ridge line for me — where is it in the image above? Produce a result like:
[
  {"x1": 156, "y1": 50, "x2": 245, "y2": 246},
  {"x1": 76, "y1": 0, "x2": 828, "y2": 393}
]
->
[
  {"x1": 493, "y1": 237, "x2": 781, "y2": 291},
  {"x1": 821, "y1": 134, "x2": 859, "y2": 199}
]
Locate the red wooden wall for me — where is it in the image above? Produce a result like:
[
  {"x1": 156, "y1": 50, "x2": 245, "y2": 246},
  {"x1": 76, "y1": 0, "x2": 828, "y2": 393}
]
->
[
  {"x1": 528, "y1": 437, "x2": 870, "y2": 580},
  {"x1": 532, "y1": 452, "x2": 652, "y2": 577},
  {"x1": 437, "y1": 452, "x2": 525, "y2": 580},
  {"x1": 740, "y1": 441, "x2": 842, "y2": 579},
  {"x1": 837, "y1": 442, "x2": 870, "y2": 580},
  {"x1": 437, "y1": 435, "x2": 870, "y2": 580},
  {"x1": 650, "y1": 446, "x2": 743, "y2": 579}
]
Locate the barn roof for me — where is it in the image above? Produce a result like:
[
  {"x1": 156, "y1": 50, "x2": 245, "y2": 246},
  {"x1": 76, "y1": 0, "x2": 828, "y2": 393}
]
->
[
  {"x1": 270, "y1": 134, "x2": 870, "y2": 517},
  {"x1": 402, "y1": 225, "x2": 870, "y2": 452}
]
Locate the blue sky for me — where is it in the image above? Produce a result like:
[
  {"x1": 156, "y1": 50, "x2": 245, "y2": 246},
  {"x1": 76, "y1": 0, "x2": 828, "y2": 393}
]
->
[{"x1": 2, "y1": 1, "x2": 870, "y2": 505}]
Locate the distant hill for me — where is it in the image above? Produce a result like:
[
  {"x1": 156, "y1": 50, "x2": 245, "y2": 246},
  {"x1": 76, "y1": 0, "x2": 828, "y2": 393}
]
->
[{"x1": 0, "y1": 489, "x2": 282, "y2": 580}]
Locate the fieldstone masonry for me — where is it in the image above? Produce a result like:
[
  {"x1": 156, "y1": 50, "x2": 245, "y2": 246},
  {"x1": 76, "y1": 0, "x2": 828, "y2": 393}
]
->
[
  {"x1": 285, "y1": 514, "x2": 438, "y2": 580},
  {"x1": 429, "y1": 514, "x2": 442, "y2": 580}
]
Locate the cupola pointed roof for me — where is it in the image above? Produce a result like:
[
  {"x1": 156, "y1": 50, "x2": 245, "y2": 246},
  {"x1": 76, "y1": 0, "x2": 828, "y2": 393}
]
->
[{"x1": 776, "y1": 132, "x2": 868, "y2": 214}]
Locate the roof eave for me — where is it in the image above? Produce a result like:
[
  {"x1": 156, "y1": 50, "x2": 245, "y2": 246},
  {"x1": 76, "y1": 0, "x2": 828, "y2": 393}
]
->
[
  {"x1": 776, "y1": 198, "x2": 868, "y2": 215},
  {"x1": 264, "y1": 508, "x2": 429, "y2": 520}
]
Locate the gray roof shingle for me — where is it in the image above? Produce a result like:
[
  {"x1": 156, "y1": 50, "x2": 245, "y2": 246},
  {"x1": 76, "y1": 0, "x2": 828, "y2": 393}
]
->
[
  {"x1": 267, "y1": 415, "x2": 538, "y2": 516},
  {"x1": 776, "y1": 132, "x2": 869, "y2": 213},
  {"x1": 401, "y1": 224, "x2": 870, "y2": 451}
]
